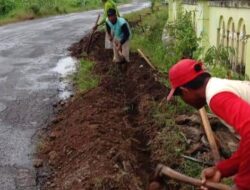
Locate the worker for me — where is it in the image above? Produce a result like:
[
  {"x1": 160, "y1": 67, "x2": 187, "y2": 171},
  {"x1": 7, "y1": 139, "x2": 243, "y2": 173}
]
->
[
  {"x1": 106, "y1": 8, "x2": 131, "y2": 63},
  {"x1": 167, "y1": 59, "x2": 250, "y2": 190},
  {"x1": 93, "y1": 0, "x2": 120, "y2": 49}
]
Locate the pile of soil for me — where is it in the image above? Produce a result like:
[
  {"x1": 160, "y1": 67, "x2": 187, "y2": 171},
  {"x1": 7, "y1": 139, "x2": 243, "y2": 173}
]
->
[
  {"x1": 38, "y1": 32, "x2": 168, "y2": 190},
  {"x1": 38, "y1": 32, "x2": 239, "y2": 190}
]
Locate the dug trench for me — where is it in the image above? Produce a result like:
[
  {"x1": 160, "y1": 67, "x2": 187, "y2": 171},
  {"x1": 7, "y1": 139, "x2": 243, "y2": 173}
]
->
[
  {"x1": 37, "y1": 31, "x2": 239, "y2": 190},
  {"x1": 37, "y1": 31, "x2": 169, "y2": 190}
]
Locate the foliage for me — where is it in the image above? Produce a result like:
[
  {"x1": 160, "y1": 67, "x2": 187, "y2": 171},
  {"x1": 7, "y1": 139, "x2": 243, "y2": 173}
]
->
[
  {"x1": 204, "y1": 45, "x2": 235, "y2": 68},
  {"x1": 71, "y1": 0, "x2": 102, "y2": 8},
  {"x1": 126, "y1": 6, "x2": 193, "y2": 113},
  {"x1": 150, "y1": 0, "x2": 167, "y2": 11},
  {"x1": 151, "y1": 126, "x2": 186, "y2": 164},
  {"x1": 125, "y1": 7, "x2": 205, "y2": 189},
  {"x1": 73, "y1": 60, "x2": 99, "y2": 92},
  {"x1": 29, "y1": 4, "x2": 40, "y2": 15},
  {"x1": 166, "y1": 11, "x2": 200, "y2": 63},
  {"x1": 0, "y1": 0, "x2": 129, "y2": 25},
  {"x1": 125, "y1": 6, "x2": 170, "y2": 72},
  {"x1": 180, "y1": 160, "x2": 203, "y2": 179},
  {"x1": 201, "y1": 44, "x2": 247, "y2": 79},
  {"x1": 0, "y1": 0, "x2": 15, "y2": 16},
  {"x1": 126, "y1": 7, "x2": 199, "y2": 73}
]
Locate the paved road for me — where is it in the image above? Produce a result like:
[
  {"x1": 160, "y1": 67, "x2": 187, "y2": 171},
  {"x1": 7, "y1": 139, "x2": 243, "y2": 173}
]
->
[{"x1": 0, "y1": 1, "x2": 150, "y2": 189}]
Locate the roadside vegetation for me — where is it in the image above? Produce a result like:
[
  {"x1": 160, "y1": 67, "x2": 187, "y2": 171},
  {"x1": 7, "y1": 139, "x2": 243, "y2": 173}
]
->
[
  {"x1": 0, "y1": 0, "x2": 130, "y2": 25},
  {"x1": 73, "y1": 60, "x2": 100, "y2": 92},
  {"x1": 125, "y1": 4, "x2": 205, "y2": 187},
  {"x1": 125, "y1": 3, "x2": 236, "y2": 187},
  {"x1": 73, "y1": 3, "x2": 208, "y2": 183},
  {"x1": 37, "y1": 2, "x2": 236, "y2": 189}
]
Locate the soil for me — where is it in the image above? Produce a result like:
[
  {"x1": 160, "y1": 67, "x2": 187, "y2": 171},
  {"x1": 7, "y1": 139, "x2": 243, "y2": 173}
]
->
[
  {"x1": 38, "y1": 31, "x2": 169, "y2": 190},
  {"x1": 37, "y1": 32, "x2": 239, "y2": 190}
]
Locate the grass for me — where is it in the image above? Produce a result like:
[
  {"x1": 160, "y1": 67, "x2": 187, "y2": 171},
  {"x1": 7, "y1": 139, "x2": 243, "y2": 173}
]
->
[
  {"x1": 125, "y1": 6, "x2": 206, "y2": 189},
  {"x1": 125, "y1": 5, "x2": 170, "y2": 72},
  {"x1": 125, "y1": 5, "x2": 193, "y2": 112},
  {"x1": 0, "y1": 0, "x2": 130, "y2": 25},
  {"x1": 73, "y1": 59, "x2": 99, "y2": 92}
]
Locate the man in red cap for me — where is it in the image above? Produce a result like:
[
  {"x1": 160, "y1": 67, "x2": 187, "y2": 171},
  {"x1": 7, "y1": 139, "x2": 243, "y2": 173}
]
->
[{"x1": 167, "y1": 59, "x2": 250, "y2": 190}]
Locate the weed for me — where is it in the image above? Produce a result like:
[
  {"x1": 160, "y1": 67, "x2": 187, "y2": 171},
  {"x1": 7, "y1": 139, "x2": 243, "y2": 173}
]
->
[
  {"x1": 0, "y1": 0, "x2": 15, "y2": 16},
  {"x1": 29, "y1": 4, "x2": 40, "y2": 15},
  {"x1": 125, "y1": 8, "x2": 205, "y2": 189},
  {"x1": 150, "y1": 126, "x2": 186, "y2": 165},
  {"x1": 180, "y1": 160, "x2": 203, "y2": 178},
  {"x1": 126, "y1": 7, "x2": 170, "y2": 72},
  {"x1": 73, "y1": 59, "x2": 100, "y2": 92},
  {"x1": 165, "y1": 10, "x2": 200, "y2": 63},
  {"x1": 0, "y1": 0, "x2": 130, "y2": 25}
]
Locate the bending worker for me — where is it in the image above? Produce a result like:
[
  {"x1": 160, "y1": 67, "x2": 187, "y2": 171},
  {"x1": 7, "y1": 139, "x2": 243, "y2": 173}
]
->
[
  {"x1": 106, "y1": 8, "x2": 131, "y2": 63},
  {"x1": 93, "y1": 0, "x2": 120, "y2": 49},
  {"x1": 167, "y1": 59, "x2": 250, "y2": 190}
]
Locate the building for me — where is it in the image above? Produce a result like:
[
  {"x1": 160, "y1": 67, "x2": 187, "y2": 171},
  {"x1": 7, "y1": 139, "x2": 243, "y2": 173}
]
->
[{"x1": 168, "y1": 0, "x2": 250, "y2": 77}]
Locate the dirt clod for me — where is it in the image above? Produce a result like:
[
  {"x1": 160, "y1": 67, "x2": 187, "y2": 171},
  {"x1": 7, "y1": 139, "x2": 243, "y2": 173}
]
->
[{"x1": 33, "y1": 159, "x2": 43, "y2": 168}]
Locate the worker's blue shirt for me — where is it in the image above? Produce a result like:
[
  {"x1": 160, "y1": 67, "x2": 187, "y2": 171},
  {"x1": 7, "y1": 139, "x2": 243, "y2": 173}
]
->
[{"x1": 106, "y1": 17, "x2": 131, "y2": 43}]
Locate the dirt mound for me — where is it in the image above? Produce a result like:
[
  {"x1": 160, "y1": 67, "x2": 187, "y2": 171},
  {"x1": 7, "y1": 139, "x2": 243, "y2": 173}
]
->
[
  {"x1": 39, "y1": 32, "x2": 168, "y2": 190},
  {"x1": 37, "y1": 31, "x2": 239, "y2": 190}
]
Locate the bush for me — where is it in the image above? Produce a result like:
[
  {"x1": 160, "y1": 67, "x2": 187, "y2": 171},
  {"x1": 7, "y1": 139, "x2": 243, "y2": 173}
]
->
[
  {"x1": 0, "y1": 0, "x2": 15, "y2": 16},
  {"x1": 72, "y1": 0, "x2": 87, "y2": 7},
  {"x1": 166, "y1": 11, "x2": 200, "y2": 61},
  {"x1": 29, "y1": 4, "x2": 40, "y2": 15}
]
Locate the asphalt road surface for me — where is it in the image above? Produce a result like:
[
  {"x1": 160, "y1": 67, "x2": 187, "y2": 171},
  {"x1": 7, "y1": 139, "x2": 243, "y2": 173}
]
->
[{"x1": 0, "y1": 1, "x2": 150, "y2": 189}]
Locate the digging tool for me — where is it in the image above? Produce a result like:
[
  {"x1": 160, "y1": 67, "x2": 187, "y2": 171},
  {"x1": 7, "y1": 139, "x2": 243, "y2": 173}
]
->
[
  {"x1": 113, "y1": 38, "x2": 127, "y2": 63},
  {"x1": 155, "y1": 164, "x2": 231, "y2": 190},
  {"x1": 137, "y1": 49, "x2": 156, "y2": 70},
  {"x1": 117, "y1": 48, "x2": 127, "y2": 63},
  {"x1": 85, "y1": 14, "x2": 100, "y2": 54},
  {"x1": 181, "y1": 155, "x2": 213, "y2": 166},
  {"x1": 113, "y1": 41, "x2": 128, "y2": 72},
  {"x1": 118, "y1": 50, "x2": 128, "y2": 72},
  {"x1": 199, "y1": 107, "x2": 221, "y2": 163}
]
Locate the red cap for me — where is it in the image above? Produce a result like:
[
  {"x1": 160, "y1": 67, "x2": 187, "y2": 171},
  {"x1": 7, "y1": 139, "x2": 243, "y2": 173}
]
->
[{"x1": 167, "y1": 59, "x2": 206, "y2": 101}]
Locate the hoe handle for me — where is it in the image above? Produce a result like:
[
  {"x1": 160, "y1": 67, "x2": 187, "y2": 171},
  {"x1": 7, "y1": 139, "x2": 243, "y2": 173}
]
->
[
  {"x1": 94, "y1": 14, "x2": 101, "y2": 26},
  {"x1": 157, "y1": 164, "x2": 230, "y2": 190},
  {"x1": 199, "y1": 107, "x2": 221, "y2": 162},
  {"x1": 86, "y1": 14, "x2": 100, "y2": 53}
]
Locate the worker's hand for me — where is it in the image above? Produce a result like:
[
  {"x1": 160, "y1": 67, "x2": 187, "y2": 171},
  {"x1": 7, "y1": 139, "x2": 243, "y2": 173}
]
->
[
  {"x1": 200, "y1": 167, "x2": 222, "y2": 190},
  {"x1": 114, "y1": 39, "x2": 121, "y2": 51},
  {"x1": 92, "y1": 24, "x2": 98, "y2": 31},
  {"x1": 231, "y1": 185, "x2": 238, "y2": 190},
  {"x1": 116, "y1": 42, "x2": 122, "y2": 52},
  {"x1": 109, "y1": 35, "x2": 113, "y2": 42}
]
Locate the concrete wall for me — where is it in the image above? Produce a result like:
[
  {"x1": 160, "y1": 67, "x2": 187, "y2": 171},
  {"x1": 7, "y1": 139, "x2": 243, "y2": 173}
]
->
[
  {"x1": 168, "y1": 0, "x2": 250, "y2": 77},
  {"x1": 208, "y1": 6, "x2": 250, "y2": 76}
]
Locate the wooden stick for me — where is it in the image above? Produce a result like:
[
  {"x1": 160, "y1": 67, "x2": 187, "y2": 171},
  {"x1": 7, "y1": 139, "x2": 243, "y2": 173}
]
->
[
  {"x1": 157, "y1": 164, "x2": 230, "y2": 190},
  {"x1": 86, "y1": 14, "x2": 100, "y2": 54},
  {"x1": 181, "y1": 155, "x2": 213, "y2": 166},
  {"x1": 199, "y1": 107, "x2": 221, "y2": 163},
  {"x1": 137, "y1": 49, "x2": 156, "y2": 70}
]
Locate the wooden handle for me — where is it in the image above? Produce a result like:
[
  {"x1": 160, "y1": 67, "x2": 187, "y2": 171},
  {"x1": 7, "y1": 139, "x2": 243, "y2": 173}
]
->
[
  {"x1": 158, "y1": 164, "x2": 230, "y2": 190},
  {"x1": 94, "y1": 14, "x2": 101, "y2": 26},
  {"x1": 199, "y1": 107, "x2": 220, "y2": 162},
  {"x1": 137, "y1": 49, "x2": 156, "y2": 70},
  {"x1": 86, "y1": 14, "x2": 101, "y2": 53}
]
